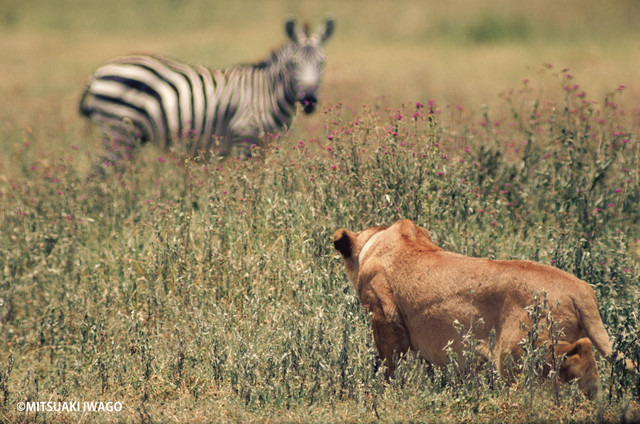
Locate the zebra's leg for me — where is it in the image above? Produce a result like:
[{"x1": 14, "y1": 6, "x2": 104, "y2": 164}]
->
[
  {"x1": 90, "y1": 118, "x2": 141, "y2": 178},
  {"x1": 233, "y1": 135, "x2": 262, "y2": 158},
  {"x1": 242, "y1": 136, "x2": 261, "y2": 158},
  {"x1": 215, "y1": 135, "x2": 234, "y2": 157},
  {"x1": 214, "y1": 134, "x2": 260, "y2": 158}
]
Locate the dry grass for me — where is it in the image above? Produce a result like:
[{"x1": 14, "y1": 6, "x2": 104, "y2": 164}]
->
[{"x1": 1, "y1": 1, "x2": 640, "y2": 423}]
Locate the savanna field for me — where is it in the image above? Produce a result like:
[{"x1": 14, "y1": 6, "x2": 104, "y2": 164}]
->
[{"x1": 2, "y1": 0, "x2": 640, "y2": 422}]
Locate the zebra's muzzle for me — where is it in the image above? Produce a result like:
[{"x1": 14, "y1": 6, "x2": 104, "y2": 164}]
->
[{"x1": 300, "y1": 94, "x2": 318, "y2": 114}]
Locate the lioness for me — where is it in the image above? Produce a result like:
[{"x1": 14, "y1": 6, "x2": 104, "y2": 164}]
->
[{"x1": 333, "y1": 219, "x2": 633, "y2": 398}]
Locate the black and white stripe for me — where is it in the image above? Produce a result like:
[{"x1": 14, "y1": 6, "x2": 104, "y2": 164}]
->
[{"x1": 79, "y1": 17, "x2": 334, "y2": 174}]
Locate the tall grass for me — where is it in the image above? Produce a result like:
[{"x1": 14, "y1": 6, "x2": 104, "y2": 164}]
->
[
  {"x1": 2, "y1": 1, "x2": 640, "y2": 421},
  {"x1": 1, "y1": 65, "x2": 639, "y2": 422}
]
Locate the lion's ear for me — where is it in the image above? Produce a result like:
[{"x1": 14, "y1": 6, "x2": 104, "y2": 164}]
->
[{"x1": 333, "y1": 229, "x2": 354, "y2": 259}]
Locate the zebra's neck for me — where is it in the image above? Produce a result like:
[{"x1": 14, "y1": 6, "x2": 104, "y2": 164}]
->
[
  {"x1": 257, "y1": 42, "x2": 295, "y2": 68},
  {"x1": 261, "y1": 43, "x2": 299, "y2": 124}
]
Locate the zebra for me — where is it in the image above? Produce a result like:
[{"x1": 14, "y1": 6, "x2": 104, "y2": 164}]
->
[{"x1": 79, "y1": 16, "x2": 334, "y2": 175}]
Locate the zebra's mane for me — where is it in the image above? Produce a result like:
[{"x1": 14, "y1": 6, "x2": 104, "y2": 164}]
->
[{"x1": 249, "y1": 42, "x2": 295, "y2": 70}]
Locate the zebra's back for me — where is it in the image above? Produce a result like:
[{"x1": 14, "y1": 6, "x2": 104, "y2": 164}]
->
[{"x1": 80, "y1": 55, "x2": 224, "y2": 151}]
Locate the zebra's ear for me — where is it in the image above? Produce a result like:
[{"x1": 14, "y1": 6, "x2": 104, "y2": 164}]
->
[
  {"x1": 319, "y1": 16, "x2": 335, "y2": 44},
  {"x1": 286, "y1": 17, "x2": 307, "y2": 43},
  {"x1": 285, "y1": 17, "x2": 298, "y2": 42}
]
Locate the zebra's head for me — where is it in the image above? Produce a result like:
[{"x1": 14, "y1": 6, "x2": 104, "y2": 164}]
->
[{"x1": 284, "y1": 17, "x2": 334, "y2": 114}]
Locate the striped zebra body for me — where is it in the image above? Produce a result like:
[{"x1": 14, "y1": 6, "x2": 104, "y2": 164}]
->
[{"x1": 79, "y1": 17, "x2": 334, "y2": 175}]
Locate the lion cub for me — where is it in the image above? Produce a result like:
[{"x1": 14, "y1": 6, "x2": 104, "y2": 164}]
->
[{"x1": 333, "y1": 218, "x2": 632, "y2": 398}]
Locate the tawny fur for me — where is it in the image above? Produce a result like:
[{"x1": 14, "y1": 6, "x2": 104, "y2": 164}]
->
[{"x1": 333, "y1": 219, "x2": 634, "y2": 398}]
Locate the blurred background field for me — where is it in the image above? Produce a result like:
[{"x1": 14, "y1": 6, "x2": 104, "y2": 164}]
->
[
  {"x1": 2, "y1": 0, "x2": 640, "y2": 174},
  {"x1": 1, "y1": 1, "x2": 640, "y2": 423},
  {"x1": 2, "y1": 0, "x2": 640, "y2": 129}
]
